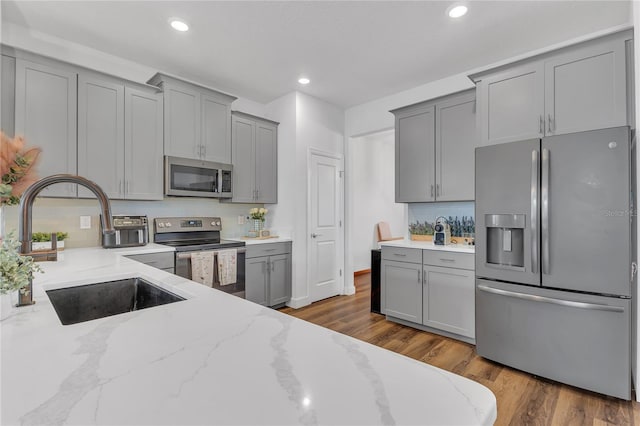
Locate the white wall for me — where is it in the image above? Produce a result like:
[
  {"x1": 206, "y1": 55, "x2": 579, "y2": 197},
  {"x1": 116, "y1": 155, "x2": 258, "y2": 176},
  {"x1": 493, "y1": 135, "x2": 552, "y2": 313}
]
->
[
  {"x1": 265, "y1": 92, "x2": 345, "y2": 307},
  {"x1": 350, "y1": 130, "x2": 405, "y2": 271}
]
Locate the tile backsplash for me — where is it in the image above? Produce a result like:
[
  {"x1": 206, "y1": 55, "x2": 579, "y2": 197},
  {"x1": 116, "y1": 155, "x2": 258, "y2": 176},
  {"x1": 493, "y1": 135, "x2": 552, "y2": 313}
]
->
[
  {"x1": 408, "y1": 201, "x2": 475, "y2": 236},
  {"x1": 3, "y1": 197, "x2": 266, "y2": 248}
]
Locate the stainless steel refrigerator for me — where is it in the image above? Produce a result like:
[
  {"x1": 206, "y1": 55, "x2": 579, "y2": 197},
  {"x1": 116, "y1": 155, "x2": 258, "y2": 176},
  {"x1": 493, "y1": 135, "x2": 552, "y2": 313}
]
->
[{"x1": 475, "y1": 126, "x2": 634, "y2": 400}]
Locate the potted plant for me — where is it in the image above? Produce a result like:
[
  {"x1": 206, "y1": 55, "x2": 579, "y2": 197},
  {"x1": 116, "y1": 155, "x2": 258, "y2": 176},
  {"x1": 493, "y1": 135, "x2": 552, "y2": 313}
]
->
[
  {"x1": 248, "y1": 207, "x2": 268, "y2": 236},
  {"x1": 0, "y1": 233, "x2": 42, "y2": 320},
  {"x1": 32, "y1": 232, "x2": 69, "y2": 251},
  {"x1": 409, "y1": 221, "x2": 435, "y2": 241}
]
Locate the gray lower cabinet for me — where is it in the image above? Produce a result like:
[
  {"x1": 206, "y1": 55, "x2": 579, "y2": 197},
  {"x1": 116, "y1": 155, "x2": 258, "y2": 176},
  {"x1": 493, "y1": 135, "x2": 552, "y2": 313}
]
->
[
  {"x1": 14, "y1": 58, "x2": 78, "y2": 197},
  {"x1": 78, "y1": 72, "x2": 163, "y2": 200},
  {"x1": 245, "y1": 242, "x2": 291, "y2": 307},
  {"x1": 382, "y1": 246, "x2": 475, "y2": 342},
  {"x1": 230, "y1": 111, "x2": 278, "y2": 203},
  {"x1": 422, "y1": 265, "x2": 474, "y2": 339},
  {"x1": 391, "y1": 89, "x2": 476, "y2": 203},
  {"x1": 147, "y1": 73, "x2": 236, "y2": 163},
  {"x1": 125, "y1": 252, "x2": 175, "y2": 274},
  {"x1": 473, "y1": 29, "x2": 632, "y2": 146},
  {"x1": 381, "y1": 259, "x2": 423, "y2": 323}
]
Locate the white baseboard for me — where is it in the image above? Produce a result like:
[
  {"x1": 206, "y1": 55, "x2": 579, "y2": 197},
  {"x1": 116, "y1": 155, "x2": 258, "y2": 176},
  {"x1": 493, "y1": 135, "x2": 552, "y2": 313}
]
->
[
  {"x1": 343, "y1": 285, "x2": 356, "y2": 295},
  {"x1": 286, "y1": 296, "x2": 311, "y2": 309}
]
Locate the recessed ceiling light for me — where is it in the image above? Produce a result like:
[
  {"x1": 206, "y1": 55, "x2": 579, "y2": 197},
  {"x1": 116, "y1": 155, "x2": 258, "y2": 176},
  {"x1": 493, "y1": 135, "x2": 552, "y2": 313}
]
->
[
  {"x1": 447, "y1": 5, "x2": 468, "y2": 18},
  {"x1": 169, "y1": 19, "x2": 189, "y2": 32},
  {"x1": 298, "y1": 77, "x2": 310, "y2": 85}
]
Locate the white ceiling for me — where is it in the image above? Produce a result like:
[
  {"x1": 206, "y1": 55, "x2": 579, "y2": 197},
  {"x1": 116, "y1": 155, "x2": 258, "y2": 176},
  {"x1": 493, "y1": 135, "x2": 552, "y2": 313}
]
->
[{"x1": 1, "y1": 1, "x2": 632, "y2": 108}]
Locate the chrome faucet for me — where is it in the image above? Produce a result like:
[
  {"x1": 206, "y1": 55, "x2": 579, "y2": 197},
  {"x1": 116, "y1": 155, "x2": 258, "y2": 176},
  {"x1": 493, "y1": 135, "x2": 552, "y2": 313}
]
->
[{"x1": 17, "y1": 174, "x2": 117, "y2": 306}]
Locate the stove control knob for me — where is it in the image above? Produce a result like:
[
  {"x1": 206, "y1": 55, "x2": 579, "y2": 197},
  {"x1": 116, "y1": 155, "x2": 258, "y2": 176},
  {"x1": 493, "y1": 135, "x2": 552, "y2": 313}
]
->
[
  {"x1": 216, "y1": 221, "x2": 221, "y2": 226},
  {"x1": 165, "y1": 222, "x2": 172, "y2": 227},
  {"x1": 211, "y1": 221, "x2": 216, "y2": 226},
  {"x1": 158, "y1": 223, "x2": 165, "y2": 228}
]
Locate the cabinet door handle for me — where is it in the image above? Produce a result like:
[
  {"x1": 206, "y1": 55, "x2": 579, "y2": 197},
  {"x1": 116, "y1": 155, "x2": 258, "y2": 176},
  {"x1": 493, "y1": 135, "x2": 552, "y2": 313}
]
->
[
  {"x1": 539, "y1": 115, "x2": 544, "y2": 134},
  {"x1": 439, "y1": 258, "x2": 456, "y2": 263},
  {"x1": 417, "y1": 269, "x2": 421, "y2": 283},
  {"x1": 119, "y1": 180, "x2": 124, "y2": 195},
  {"x1": 126, "y1": 181, "x2": 130, "y2": 195},
  {"x1": 271, "y1": 261, "x2": 275, "y2": 272},
  {"x1": 436, "y1": 184, "x2": 440, "y2": 197},
  {"x1": 393, "y1": 253, "x2": 406, "y2": 257},
  {"x1": 202, "y1": 145, "x2": 206, "y2": 158},
  {"x1": 430, "y1": 185, "x2": 434, "y2": 197},
  {"x1": 547, "y1": 114, "x2": 553, "y2": 133}
]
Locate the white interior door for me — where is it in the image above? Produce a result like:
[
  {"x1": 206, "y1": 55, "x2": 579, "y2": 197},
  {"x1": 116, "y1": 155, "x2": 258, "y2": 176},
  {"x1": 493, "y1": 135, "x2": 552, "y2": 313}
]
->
[{"x1": 309, "y1": 152, "x2": 343, "y2": 303}]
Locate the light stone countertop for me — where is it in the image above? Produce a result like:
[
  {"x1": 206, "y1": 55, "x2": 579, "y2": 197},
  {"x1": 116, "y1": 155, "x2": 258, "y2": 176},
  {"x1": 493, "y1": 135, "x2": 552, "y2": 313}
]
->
[
  {"x1": 1, "y1": 245, "x2": 495, "y2": 426},
  {"x1": 228, "y1": 236, "x2": 293, "y2": 245},
  {"x1": 379, "y1": 239, "x2": 476, "y2": 253}
]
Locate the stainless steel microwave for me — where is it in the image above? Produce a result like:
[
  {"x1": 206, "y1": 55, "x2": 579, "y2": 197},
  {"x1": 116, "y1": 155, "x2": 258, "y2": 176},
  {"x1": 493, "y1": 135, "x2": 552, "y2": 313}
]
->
[{"x1": 165, "y1": 156, "x2": 233, "y2": 198}]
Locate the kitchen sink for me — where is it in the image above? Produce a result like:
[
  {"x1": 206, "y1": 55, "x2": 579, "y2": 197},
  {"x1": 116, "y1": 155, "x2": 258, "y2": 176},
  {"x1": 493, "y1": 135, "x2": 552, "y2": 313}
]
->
[{"x1": 46, "y1": 277, "x2": 185, "y2": 325}]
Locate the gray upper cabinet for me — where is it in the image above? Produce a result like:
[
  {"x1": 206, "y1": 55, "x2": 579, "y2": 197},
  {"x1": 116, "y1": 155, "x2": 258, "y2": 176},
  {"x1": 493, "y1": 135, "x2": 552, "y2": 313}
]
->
[
  {"x1": 473, "y1": 30, "x2": 632, "y2": 146},
  {"x1": 231, "y1": 114, "x2": 256, "y2": 203},
  {"x1": 393, "y1": 104, "x2": 435, "y2": 202},
  {"x1": 201, "y1": 93, "x2": 232, "y2": 163},
  {"x1": 435, "y1": 91, "x2": 476, "y2": 201},
  {"x1": 230, "y1": 111, "x2": 278, "y2": 204},
  {"x1": 78, "y1": 72, "x2": 163, "y2": 201},
  {"x1": 391, "y1": 89, "x2": 476, "y2": 203},
  {"x1": 2, "y1": 55, "x2": 16, "y2": 137},
  {"x1": 147, "y1": 73, "x2": 236, "y2": 162},
  {"x1": 15, "y1": 58, "x2": 77, "y2": 197},
  {"x1": 78, "y1": 74, "x2": 125, "y2": 199},
  {"x1": 124, "y1": 87, "x2": 164, "y2": 200},
  {"x1": 255, "y1": 121, "x2": 278, "y2": 203},
  {"x1": 476, "y1": 62, "x2": 544, "y2": 146},
  {"x1": 544, "y1": 37, "x2": 627, "y2": 136}
]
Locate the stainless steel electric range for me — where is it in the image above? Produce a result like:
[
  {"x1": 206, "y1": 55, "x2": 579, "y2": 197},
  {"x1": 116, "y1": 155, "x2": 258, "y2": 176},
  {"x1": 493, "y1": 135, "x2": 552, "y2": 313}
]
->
[{"x1": 154, "y1": 217, "x2": 246, "y2": 298}]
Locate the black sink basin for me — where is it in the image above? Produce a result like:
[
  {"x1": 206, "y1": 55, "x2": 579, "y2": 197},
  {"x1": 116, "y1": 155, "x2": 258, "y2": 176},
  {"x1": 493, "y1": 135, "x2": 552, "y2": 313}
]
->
[{"x1": 46, "y1": 277, "x2": 185, "y2": 325}]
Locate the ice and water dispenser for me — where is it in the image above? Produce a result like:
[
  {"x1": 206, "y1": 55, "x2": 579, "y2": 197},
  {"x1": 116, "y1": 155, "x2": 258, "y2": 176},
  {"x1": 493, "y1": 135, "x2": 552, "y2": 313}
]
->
[{"x1": 485, "y1": 214, "x2": 525, "y2": 268}]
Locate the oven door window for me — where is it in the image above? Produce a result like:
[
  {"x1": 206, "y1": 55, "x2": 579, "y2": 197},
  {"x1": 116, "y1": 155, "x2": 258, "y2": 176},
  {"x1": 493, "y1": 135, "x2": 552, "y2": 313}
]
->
[{"x1": 170, "y1": 164, "x2": 218, "y2": 193}]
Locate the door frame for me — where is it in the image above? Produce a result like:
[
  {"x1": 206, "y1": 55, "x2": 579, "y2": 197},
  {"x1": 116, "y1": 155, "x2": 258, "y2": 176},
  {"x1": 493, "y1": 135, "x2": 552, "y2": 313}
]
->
[{"x1": 307, "y1": 148, "x2": 345, "y2": 299}]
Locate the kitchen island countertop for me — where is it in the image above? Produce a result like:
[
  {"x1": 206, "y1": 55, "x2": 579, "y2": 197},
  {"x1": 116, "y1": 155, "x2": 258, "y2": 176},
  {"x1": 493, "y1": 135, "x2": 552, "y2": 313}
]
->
[{"x1": 1, "y1": 245, "x2": 495, "y2": 425}]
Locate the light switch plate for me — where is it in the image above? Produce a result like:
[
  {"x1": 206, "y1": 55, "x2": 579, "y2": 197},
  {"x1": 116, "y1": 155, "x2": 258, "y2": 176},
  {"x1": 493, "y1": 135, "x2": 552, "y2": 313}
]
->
[
  {"x1": 80, "y1": 215, "x2": 91, "y2": 229},
  {"x1": 237, "y1": 215, "x2": 245, "y2": 225}
]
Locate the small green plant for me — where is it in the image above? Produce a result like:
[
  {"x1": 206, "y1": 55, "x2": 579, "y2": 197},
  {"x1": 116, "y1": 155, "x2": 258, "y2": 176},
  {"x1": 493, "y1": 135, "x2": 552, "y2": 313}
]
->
[
  {"x1": 32, "y1": 232, "x2": 68, "y2": 242},
  {"x1": 408, "y1": 221, "x2": 434, "y2": 236},
  {"x1": 0, "y1": 233, "x2": 43, "y2": 295}
]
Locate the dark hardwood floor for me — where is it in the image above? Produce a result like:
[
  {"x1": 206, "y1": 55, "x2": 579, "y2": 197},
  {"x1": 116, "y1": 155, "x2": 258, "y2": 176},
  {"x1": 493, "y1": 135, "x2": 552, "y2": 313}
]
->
[{"x1": 280, "y1": 273, "x2": 640, "y2": 426}]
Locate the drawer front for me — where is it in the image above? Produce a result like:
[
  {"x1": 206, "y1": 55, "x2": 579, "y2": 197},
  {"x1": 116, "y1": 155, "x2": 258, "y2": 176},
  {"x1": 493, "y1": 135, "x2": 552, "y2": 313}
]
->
[
  {"x1": 246, "y1": 242, "x2": 291, "y2": 259},
  {"x1": 423, "y1": 250, "x2": 474, "y2": 270},
  {"x1": 126, "y1": 252, "x2": 175, "y2": 270},
  {"x1": 381, "y1": 247, "x2": 422, "y2": 263}
]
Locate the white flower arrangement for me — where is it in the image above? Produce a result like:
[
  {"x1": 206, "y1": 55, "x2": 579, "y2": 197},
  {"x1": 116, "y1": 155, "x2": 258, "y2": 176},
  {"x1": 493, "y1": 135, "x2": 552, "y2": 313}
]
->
[{"x1": 249, "y1": 207, "x2": 268, "y2": 221}]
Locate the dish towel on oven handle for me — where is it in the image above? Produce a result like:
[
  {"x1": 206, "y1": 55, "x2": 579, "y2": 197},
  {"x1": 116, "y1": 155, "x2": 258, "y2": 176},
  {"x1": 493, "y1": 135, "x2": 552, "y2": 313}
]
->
[
  {"x1": 217, "y1": 249, "x2": 237, "y2": 286},
  {"x1": 191, "y1": 251, "x2": 215, "y2": 287}
]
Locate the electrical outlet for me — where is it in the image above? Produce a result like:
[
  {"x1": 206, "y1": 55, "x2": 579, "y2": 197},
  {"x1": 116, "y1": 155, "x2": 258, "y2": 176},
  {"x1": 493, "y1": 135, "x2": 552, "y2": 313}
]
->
[
  {"x1": 80, "y1": 215, "x2": 91, "y2": 229},
  {"x1": 237, "y1": 215, "x2": 245, "y2": 225}
]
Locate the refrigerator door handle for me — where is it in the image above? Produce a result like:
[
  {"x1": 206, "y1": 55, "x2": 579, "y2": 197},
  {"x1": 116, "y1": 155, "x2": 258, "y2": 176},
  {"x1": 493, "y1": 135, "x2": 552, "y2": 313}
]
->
[
  {"x1": 541, "y1": 148, "x2": 550, "y2": 275},
  {"x1": 531, "y1": 149, "x2": 539, "y2": 274},
  {"x1": 477, "y1": 285, "x2": 624, "y2": 313}
]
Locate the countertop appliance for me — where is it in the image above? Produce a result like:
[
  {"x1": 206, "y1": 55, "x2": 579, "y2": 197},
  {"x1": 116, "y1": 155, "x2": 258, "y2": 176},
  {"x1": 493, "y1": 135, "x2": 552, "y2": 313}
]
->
[
  {"x1": 106, "y1": 215, "x2": 149, "y2": 248},
  {"x1": 165, "y1": 156, "x2": 233, "y2": 198},
  {"x1": 475, "y1": 126, "x2": 634, "y2": 400},
  {"x1": 154, "y1": 217, "x2": 246, "y2": 298},
  {"x1": 433, "y1": 217, "x2": 451, "y2": 245}
]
